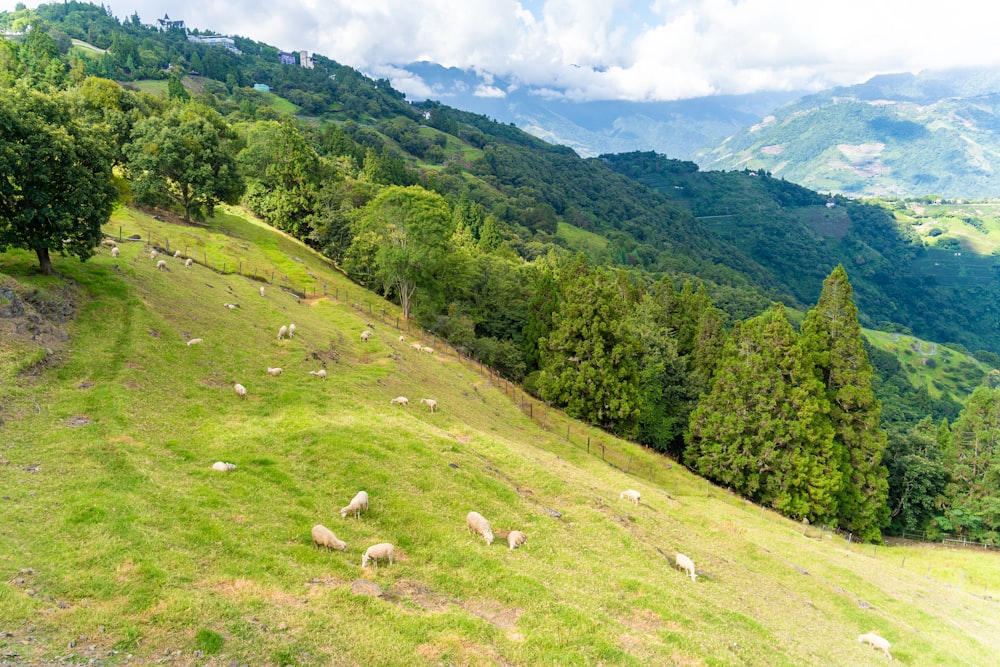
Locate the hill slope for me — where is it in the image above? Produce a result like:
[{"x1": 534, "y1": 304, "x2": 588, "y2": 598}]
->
[{"x1": 1, "y1": 207, "x2": 999, "y2": 666}]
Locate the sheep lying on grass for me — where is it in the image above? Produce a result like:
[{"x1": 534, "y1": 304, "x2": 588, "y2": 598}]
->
[
  {"x1": 110, "y1": 246, "x2": 120, "y2": 258},
  {"x1": 362, "y1": 543, "x2": 394, "y2": 569},
  {"x1": 277, "y1": 325, "x2": 288, "y2": 340},
  {"x1": 421, "y1": 346, "x2": 434, "y2": 354},
  {"x1": 309, "y1": 369, "x2": 327, "y2": 380},
  {"x1": 156, "y1": 259, "x2": 168, "y2": 271},
  {"x1": 312, "y1": 525, "x2": 347, "y2": 551},
  {"x1": 419, "y1": 398, "x2": 437, "y2": 412},
  {"x1": 186, "y1": 338, "x2": 203, "y2": 346},
  {"x1": 467, "y1": 511, "x2": 494, "y2": 545},
  {"x1": 620, "y1": 489, "x2": 641, "y2": 505},
  {"x1": 390, "y1": 396, "x2": 409, "y2": 406},
  {"x1": 858, "y1": 633, "x2": 892, "y2": 660},
  {"x1": 675, "y1": 553, "x2": 697, "y2": 582},
  {"x1": 267, "y1": 367, "x2": 282, "y2": 376},
  {"x1": 360, "y1": 330, "x2": 373, "y2": 341},
  {"x1": 223, "y1": 303, "x2": 237, "y2": 310},
  {"x1": 185, "y1": 258, "x2": 193, "y2": 268},
  {"x1": 507, "y1": 530, "x2": 527, "y2": 550},
  {"x1": 341, "y1": 491, "x2": 369, "y2": 519},
  {"x1": 101, "y1": 238, "x2": 117, "y2": 248},
  {"x1": 234, "y1": 383, "x2": 247, "y2": 399},
  {"x1": 410, "y1": 342, "x2": 423, "y2": 350},
  {"x1": 211, "y1": 461, "x2": 236, "y2": 472}
]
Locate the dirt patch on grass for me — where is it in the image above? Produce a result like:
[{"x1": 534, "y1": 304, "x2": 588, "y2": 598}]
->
[
  {"x1": 462, "y1": 599, "x2": 523, "y2": 630},
  {"x1": 385, "y1": 579, "x2": 451, "y2": 612},
  {"x1": 206, "y1": 578, "x2": 302, "y2": 606}
]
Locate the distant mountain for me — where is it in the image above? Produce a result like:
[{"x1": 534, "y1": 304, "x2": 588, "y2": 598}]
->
[
  {"x1": 697, "y1": 67, "x2": 1000, "y2": 199},
  {"x1": 392, "y1": 62, "x2": 802, "y2": 159}
]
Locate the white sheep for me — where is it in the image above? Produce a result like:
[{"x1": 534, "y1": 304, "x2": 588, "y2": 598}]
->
[
  {"x1": 312, "y1": 524, "x2": 347, "y2": 551},
  {"x1": 466, "y1": 511, "x2": 494, "y2": 545},
  {"x1": 421, "y1": 346, "x2": 434, "y2": 354},
  {"x1": 156, "y1": 259, "x2": 167, "y2": 271},
  {"x1": 234, "y1": 383, "x2": 247, "y2": 400},
  {"x1": 398, "y1": 336, "x2": 405, "y2": 343},
  {"x1": 110, "y1": 246, "x2": 120, "y2": 258},
  {"x1": 390, "y1": 396, "x2": 409, "y2": 406},
  {"x1": 675, "y1": 553, "x2": 697, "y2": 582},
  {"x1": 858, "y1": 633, "x2": 892, "y2": 660},
  {"x1": 186, "y1": 338, "x2": 204, "y2": 346},
  {"x1": 360, "y1": 330, "x2": 373, "y2": 341},
  {"x1": 267, "y1": 367, "x2": 283, "y2": 376},
  {"x1": 620, "y1": 489, "x2": 641, "y2": 505},
  {"x1": 341, "y1": 490, "x2": 369, "y2": 519},
  {"x1": 410, "y1": 342, "x2": 423, "y2": 350},
  {"x1": 288, "y1": 323, "x2": 296, "y2": 338},
  {"x1": 361, "y1": 542, "x2": 394, "y2": 569},
  {"x1": 223, "y1": 303, "x2": 237, "y2": 310},
  {"x1": 101, "y1": 238, "x2": 117, "y2": 248},
  {"x1": 149, "y1": 249, "x2": 157, "y2": 259},
  {"x1": 277, "y1": 325, "x2": 288, "y2": 340},
  {"x1": 419, "y1": 398, "x2": 437, "y2": 413},
  {"x1": 259, "y1": 286, "x2": 265, "y2": 297},
  {"x1": 211, "y1": 461, "x2": 236, "y2": 472},
  {"x1": 507, "y1": 530, "x2": 527, "y2": 551},
  {"x1": 310, "y1": 369, "x2": 327, "y2": 380},
  {"x1": 185, "y1": 258, "x2": 193, "y2": 268},
  {"x1": 173, "y1": 250, "x2": 181, "y2": 258}
]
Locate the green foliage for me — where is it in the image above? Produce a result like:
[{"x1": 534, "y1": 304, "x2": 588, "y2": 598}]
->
[
  {"x1": 194, "y1": 628, "x2": 224, "y2": 654},
  {"x1": 885, "y1": 419, "x2": 948, "y2": 534}
]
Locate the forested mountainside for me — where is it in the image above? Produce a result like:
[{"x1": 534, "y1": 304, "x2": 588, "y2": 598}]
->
[
  {"x1": 4, "y1": 1, "x2": 1000, "y2": 542},
  {"x1": 697, "y1": 67, "x2": 1000, "y2": 199}
]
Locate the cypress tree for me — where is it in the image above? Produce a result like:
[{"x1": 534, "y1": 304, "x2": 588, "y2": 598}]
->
[{"x1": 801, "y1": 265, "x2": 889, "y2": 541}]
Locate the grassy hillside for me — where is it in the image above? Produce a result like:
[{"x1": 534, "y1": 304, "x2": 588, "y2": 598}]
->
[{"x1": 2, "y1": 208, "x2": 1000, "y2": 666}]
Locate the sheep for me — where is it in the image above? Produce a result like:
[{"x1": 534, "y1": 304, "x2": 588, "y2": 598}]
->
[
  {"x1": 185, "y1": 258, "x2": 193, "y2": 268},
  {"x1": 341, "y1": 490, "x2": 370, "y2": 519},
  {"x1": 259, "y1": 286, "x2": 265, "y2": 297},
  {"x1": 390, "y1": 396, "x2": 409, "y2": 406},
  {"x1": 267, "y1": 367, "x2": 283, "y2": 376},
  {"x1": 620, "y1": 489, "x2": 641, "y2": 505},
  {"x1": 234, "y1": 383, "x2": 247, "y2": 400},
  {"x1": 421, "y1": 346, "x2": 434, "y2": 354},
  {"x1": 110, "y1": 246, "x2": 120, "y2": 258},
  {"x1": 309, "y1": 369, "x2": 327, "y2": 380},
  {"x1": 466, "y1": 511, "x2": 494, "y2": 545},
  {"x1": 101, "y1": 238, "x2": 117, "y2": 248},
  {"x1": 410, "y1": 342, "x2": 423, "y2": 350},
  {"x1": 858, "y1": 633, "x2": 892, "y2": 660},
  {"x1": 156, "y1": 259, "x2": 168, "y2": 271},
  {"x1": 398, "y1": 336, "x2": 405, "y2": 343},
  {"x1": 675, "y1": 553, "x2": 697, "y2": 582},
  {"x1": 361, "y1": 543, "x2": 394, "y2": 569},
  {"x1": 507, "y1": 530, "x2": 527, "y2": 551},
  {"x1": 186, "y1": 338, "x2": 204, "y2": 346},
  {"x1": 223, "y1": 303, "x2": 237, "y2": 310},
  {"x1": 149, "y1": 249, "x2": 157, "y2": 259},
  {"x1": 277, "y1": 325, "x2": 288, "y2": 340},
  {"x1": 288, "y1": 323, "x2": 296, "y2": 338},
  {"x1": 419, "y1": 398, "x2": 437, "y2": 413},
  {"x1": 312, "y1": 524, "x2": 347, "y2": 551},
  {"x1": 211, "y1": 461, "x2": 236, "y2": 472},
  {"x1": 360, "y1": 330, "x2": 373, "y2": 341},
  {"x1": 173, "y1": 250, "x2": 181, "y2": 258}
]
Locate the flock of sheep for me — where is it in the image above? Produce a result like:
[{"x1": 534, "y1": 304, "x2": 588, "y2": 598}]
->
[{"x1": 119, "y1": 238, "x2": 894, "y2": 661}]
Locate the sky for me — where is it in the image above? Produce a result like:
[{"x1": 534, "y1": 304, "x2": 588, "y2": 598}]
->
[{"x1": 7, "y1": 0, "x2": 1000, "y2": 102}]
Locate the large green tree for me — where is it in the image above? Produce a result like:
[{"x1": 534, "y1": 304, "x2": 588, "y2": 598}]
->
[
  {"x1": 124, "y1": 102, "x2": 244, "y2": 222},
  {"x1": 0, "y1": 86, "x2": 116, "y2": 275},
  {"x1": 801, "y1": 265, "x2": 889, "y2": 541},
  {"x1": 686, "y1": 304, "x2": 841, "y2": 522}
]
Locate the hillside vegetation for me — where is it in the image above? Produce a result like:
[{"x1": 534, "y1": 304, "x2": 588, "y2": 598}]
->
[{"x1": 1, "y1": 208, "x2": 999, "y2": 666}]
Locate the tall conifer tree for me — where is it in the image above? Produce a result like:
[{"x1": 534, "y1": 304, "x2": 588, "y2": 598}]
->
[{"x1": 801, "y1": 265, "x2": 889, "y2": 541}]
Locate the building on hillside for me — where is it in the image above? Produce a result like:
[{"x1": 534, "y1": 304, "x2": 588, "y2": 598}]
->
[
  {"x1": 156, "y1": 14, "x2": 185, "y2": 30},
  {"x1": 299, "y1": 50, "x2": 314, "y2": 69},
  {"x1": 278, "y1": 50, "x2": 297, "y2": 65},
  {"x1": 253, "y1": 83, "x2": 270, "y2": 92},
  {"x1": 187, "y1": 34, "x2": 241, "y2": 54}
]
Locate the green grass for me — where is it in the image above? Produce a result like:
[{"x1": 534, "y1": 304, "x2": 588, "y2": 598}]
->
[
  {"x1": 1, "y1": 208, "x2": 1000, "y2": 665},
  {"x1": 556, "y1": 221, "x2": 610, "y2": 259},
  {"x1": 864, "y1": 329, "x2": 988, "y2": 399}
]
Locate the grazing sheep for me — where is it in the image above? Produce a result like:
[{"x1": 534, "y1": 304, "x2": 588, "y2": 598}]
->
[
  {"x1": 858, "y1": 633, "x2": 892, "y2": 660},
  {"x1": 101, "y1": 238, "x2": 117, "y2": 248},
  {"x1": 675, "y1": 553, "x2": 697, "y2": 582},
  {"x1": 361, "y1": 543, "x2": 394, "y2": 569},
  {"x1": 620, "y1": 489, "x2": 641, "y2": 505},
  {"x1": 419, "y1": 398, "x2": 437, "y2": 413},
  {"x1": 277, "y1": 325, "x2": 288, "y2": 340},
  {"x1": 466, "y1": 511, "x2": 494, "y2": 545},
  {"x1": 360, "y1": 330, "x2": 373, "y2": 341},
  {"x1": 173, "y1": 250, "x2": 181, "y2": 258},
  {"x1": 288, "y1": 323, "x2": 296, "y2": 338},
  {"x1": 211, "y1": 461, "x2": 236, "y2": 472},
  {"x1": 421, "y1": 346, "x2": 434, "y2": 354},
  {"x1": 410, "y1": 342, "x2": 423, "y2": 350},
  {"x1": 390, "y1": 396, "x2": 409, "y2": 406},
  {"x1": 186, "y1": 338, "x2": 203, "y2": 346},
  {"x1": 110, "y1": 246, "x2": 120, "y2": 258},
  {"x1": 259, "y1": 286, "x2": 265, "y2": 297},
  {"x1": 149, "y1": 249, "x2": 157, "y2": 259},
  {"x1": 234, "y1": 383, "x2": 247, "y2": 400},
  {"x1": 312, "y1": 524, "x2": 348, "y2": 551},
  {"x1": 267, "y1": 367, "x2": 283, "y2": 376},
  {"x1": 185, "y1": 258, "x2": 193, "y2": 267},
  {"x1": 156, "y1": 259, "x2": 167, "y2": 271},
  {"x1": 398, "y1": 336, "x2": 406, "y2": 343},
  {"x1": 341, "y1": 490, "x2": 370, "y2": 519},
  {"x1": 507, "y1": 530, "x2": 527, "y2": 551},
  {"x1": 309, "y1": 369, "x2": 327, "y2": 380}
]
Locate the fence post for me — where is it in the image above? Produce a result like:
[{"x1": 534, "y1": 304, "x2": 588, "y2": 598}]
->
[
  {"x1": 626, "y1": 455, "x2": 632, "y2": 474},
  {"x1": 601, "y1": 443, "x2": 605, "y2": 460},
  {"x1": 271, "y1": 271, "x2": 274, "y2": 284},
  {"x1": 529, "y1": 403, "x2": 532, "y2": 419},
  {"x1": 901, "y1": 557, "x2": 906, "y2": 569},
  {"x1": 119, "y1": 225, "x2": 122, "y2": 240},
  {"x1": 565, "y1": 425, "x2": 570, "y2": 441},
  {"x1": 587, "y1": 437, "x2": 590, "y2": 453}
]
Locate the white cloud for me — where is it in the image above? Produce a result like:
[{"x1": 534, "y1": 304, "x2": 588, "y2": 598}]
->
[
  {"x1": 473, "y1": 84, "x2": 506, "y2": 98},
  {"x1": 7, "y1": 0, "x2": 1000, "y2": 102}
]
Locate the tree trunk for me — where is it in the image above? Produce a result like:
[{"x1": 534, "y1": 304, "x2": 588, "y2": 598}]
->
[{"x1": 35, "y1": 247, "x2": 54, "y2": 275}]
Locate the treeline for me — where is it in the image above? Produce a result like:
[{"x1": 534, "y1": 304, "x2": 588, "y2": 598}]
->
[{"x1": 2, "y1": 2, "x2": 999, "y2": 544}]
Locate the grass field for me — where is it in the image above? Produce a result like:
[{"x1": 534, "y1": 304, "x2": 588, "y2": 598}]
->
[{"x1": 1, "y1": 207, "x2": 999, "y2": 666}]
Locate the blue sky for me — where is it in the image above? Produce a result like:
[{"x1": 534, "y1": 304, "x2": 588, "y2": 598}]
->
[{"x1": 5, "y1": 0, "x2": 1000, "y2": 102}]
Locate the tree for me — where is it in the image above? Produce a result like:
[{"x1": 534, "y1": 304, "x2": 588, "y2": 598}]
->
[
  {"x1": 884, "y1": 419, "x2": 948, "y2": 534},
  {"x1": 801, "y1": 265, "x2": 889, "y2": 541},
  {"x1": 344, "y1": 186, "x2": 454, "y2": 319},
  {"x1": 0, "y1": 87, "x2": 116, "y2": 275},
  {"x1": 686, "y1": 304, "x2": 841, "y2": 523},
  {"x1": 124, "y1": 102, "x2": 244, "y2": 222}
]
